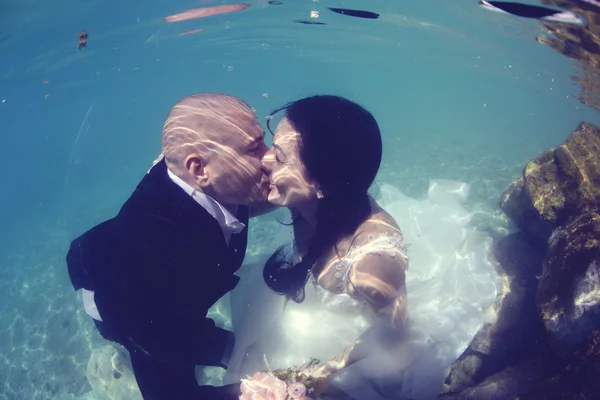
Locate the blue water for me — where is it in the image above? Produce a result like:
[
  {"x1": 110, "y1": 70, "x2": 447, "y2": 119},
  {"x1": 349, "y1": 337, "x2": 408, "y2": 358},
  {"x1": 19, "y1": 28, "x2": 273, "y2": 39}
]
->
[{"x1": 0, "y1": 0, "x2": 599, "y2": 399}]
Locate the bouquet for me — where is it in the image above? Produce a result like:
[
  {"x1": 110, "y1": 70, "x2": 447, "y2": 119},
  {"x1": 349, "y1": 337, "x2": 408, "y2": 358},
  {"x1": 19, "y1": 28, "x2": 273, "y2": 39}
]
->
[{"x1": 239, "y1": 358, "x2": 329, "y2": 400}]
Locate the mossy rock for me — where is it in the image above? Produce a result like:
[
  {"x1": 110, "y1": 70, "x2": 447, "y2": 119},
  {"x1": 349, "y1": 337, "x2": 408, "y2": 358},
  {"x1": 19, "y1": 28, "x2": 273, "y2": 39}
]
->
[
  {"x1": 500, "y1": 122, "x2": 600, "y2": 242},
  {"x1": 515, "y1": 329, "x2": 600, "y2": 400},
  {"x1": 536, "y1": 212, "x2": 600, "y2": 355}
]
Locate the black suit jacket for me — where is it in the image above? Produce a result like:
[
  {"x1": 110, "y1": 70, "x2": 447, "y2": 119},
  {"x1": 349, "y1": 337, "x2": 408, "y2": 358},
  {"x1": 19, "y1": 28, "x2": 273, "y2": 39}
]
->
[{"x1": 67, "y1": 159, "x2": 249, "y2": 367}]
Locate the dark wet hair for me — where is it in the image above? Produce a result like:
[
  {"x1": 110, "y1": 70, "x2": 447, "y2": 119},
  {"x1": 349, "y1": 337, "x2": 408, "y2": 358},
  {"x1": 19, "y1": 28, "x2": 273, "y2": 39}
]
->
[{"x1": 263, "y1": 95, "x2": 382, "y2": 302}]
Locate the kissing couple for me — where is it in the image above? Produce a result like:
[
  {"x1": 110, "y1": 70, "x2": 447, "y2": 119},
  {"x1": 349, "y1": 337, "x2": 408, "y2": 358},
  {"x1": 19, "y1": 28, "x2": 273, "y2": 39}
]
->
[{"x1": 67, "y1": 93, "x2": 501, "y2": 400}]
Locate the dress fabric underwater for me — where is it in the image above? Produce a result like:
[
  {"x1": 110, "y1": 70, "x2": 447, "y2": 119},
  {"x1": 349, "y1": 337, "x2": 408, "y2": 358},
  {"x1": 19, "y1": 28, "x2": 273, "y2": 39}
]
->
[{"x1": 223, "y1": 180, "x2": 502, "y2": 400}]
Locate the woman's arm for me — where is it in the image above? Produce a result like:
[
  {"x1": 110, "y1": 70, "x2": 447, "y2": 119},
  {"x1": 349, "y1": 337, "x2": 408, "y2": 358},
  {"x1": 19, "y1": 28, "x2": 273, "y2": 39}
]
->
[
  {"x1": 303, "y1": 251, "x2": 408, "y2": 377},
  {"x1": 349, "y1": 251, "x2": 408, "y2": 329}
]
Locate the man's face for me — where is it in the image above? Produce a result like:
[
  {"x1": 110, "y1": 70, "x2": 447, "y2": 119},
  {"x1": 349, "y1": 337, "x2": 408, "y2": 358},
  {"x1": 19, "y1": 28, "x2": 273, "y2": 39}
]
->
[{"x1": 203, "y1": 110, "x2": 269, "y2": 206}]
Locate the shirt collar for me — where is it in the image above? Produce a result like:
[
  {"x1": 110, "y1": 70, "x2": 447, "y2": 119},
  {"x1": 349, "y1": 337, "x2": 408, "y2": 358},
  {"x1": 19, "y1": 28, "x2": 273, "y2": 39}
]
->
[{"x1": 167, "y1": 169, "x2": 246, "y2": 244}]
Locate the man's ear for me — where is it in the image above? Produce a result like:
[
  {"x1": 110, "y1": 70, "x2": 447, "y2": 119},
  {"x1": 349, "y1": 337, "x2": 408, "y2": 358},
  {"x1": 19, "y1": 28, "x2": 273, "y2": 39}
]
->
[{"x1": 184, "y1": 153, "x2": 210, "y2": 189}]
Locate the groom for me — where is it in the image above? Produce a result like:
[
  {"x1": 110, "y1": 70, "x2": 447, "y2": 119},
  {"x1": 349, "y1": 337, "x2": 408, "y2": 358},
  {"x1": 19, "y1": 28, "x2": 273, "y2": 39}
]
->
[{"x1": 66, "y1": 93, "x2": 270, "y2": 399}]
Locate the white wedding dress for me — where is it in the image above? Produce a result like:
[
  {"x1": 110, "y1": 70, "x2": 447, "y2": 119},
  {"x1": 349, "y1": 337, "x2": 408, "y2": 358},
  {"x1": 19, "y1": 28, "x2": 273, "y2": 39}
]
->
[{"x1": 221, "y1": 180, "x2": 502, "y2": 400}]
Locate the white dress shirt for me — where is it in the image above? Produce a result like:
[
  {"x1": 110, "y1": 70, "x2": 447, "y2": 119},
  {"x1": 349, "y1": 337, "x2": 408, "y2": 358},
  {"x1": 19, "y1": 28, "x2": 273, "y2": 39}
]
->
[
  {"x1": 166, "y1": 169, "x2": 246, "y2": 244},
  {"x1": 81, "y1": 168, "x2": 246, "y2": 321}
]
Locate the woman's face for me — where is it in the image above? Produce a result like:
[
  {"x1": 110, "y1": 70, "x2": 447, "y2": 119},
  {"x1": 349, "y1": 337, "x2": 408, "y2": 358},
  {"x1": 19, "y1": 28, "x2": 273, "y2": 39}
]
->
[{"x1": 261, "y1": 117, "x2": 320, "y2": 208}]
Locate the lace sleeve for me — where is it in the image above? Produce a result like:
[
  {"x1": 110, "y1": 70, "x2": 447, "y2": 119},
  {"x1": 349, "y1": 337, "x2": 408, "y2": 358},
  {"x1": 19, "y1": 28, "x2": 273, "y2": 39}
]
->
[{"x1": 335, "y1": 232, "x2": 409, "y2": 291}]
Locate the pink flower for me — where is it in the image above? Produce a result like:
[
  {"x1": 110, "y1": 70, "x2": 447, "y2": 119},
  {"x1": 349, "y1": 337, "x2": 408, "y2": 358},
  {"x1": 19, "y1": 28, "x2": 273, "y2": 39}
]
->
[
  {"x1": 287, "y1": 382, "x2": 307, "y2": 398},
  {"x1": 240, "y1": 372, "x2": 288, "y2": 400}
]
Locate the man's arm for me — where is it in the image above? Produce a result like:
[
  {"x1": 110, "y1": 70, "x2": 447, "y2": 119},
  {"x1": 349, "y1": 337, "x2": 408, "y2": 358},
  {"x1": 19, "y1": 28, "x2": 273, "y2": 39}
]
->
[
  {"x1": 110, "y1": 234, "x2": 240, "y2": 367},
  {"x1": 120, "y1": 278, "x2": 238, "y2": 368},
  {"x1": 125, "y1": 306, "x2": 235, "y2": 368},
  {"x1": 90, "y1": 214, "x2": 239, "y2": 368}
]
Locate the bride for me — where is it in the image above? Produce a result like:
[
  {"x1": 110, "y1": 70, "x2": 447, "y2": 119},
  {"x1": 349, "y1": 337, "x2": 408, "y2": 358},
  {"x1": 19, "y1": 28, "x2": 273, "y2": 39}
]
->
[{"x1": 224, "y1": 95, "x2": 501, "y2": 399}]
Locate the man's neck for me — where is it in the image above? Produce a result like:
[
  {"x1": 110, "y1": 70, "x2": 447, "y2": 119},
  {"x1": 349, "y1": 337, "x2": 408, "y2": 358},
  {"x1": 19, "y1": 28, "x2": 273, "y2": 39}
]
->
[
  {"x1": 179, "y1": 176, "x2": 237, "y2": 212},
  {"x1": 166, "y1": 168, "x2": 245, "y2": 244},
  {"x1": 164, "y1": 162, "x2": 239, "y2": 212},
  {"x1": 191, "y1": 187, "x2": 239, "y2": 215}
]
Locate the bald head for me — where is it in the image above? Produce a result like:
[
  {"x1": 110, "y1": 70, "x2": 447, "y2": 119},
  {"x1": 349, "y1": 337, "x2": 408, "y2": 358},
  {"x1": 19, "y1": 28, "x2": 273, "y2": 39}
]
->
[
  {"x1": 162, "y1": 93, "x2": 256, "y2": 174},
  {"x1": 160, "y1": 93, "x2": 269, "y2": 205}
]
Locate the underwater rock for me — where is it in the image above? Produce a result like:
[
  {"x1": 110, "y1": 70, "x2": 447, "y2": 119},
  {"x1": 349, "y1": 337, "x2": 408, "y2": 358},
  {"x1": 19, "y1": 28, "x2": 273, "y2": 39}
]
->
[
  {"x1": 470, "y1": 232, "x2": 545, "y2": 357},
  {"x1": 445, "y1": 278, "x2": 544, "y2": 393},
  {"x1": 444, "y1": 353, "x2": 484, "y2": 393},
  {"x1": 445, "y1": 232, "x2": 548, "y2": 395},
  {"x1": 491, "y1": 231, "x2": 545, "y2": 285},
  {"x1": 443, "y1": 357, "x2": 545, "y2": 400},
  {"x1": 86, "y1": 344, "x2": 142, "y2": 400},
  {"x1": 468, "y1": 231, "x2": 545, "y2": 357},
  {"x1": 470, "y1": 278, "x2": 542, "y2": 357},
  {"x1": 515, "y1": 328, "x2": 600, "y2": 400},
  {"x1": 499, "y1": 122, "x2": 600, "y2": 243},
  {"x1": 499, "y1": 171, "x2": 555, "y2": 243},
  {"x1": 537, "y1": 212, "x2": 600, "y2": 355}
]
